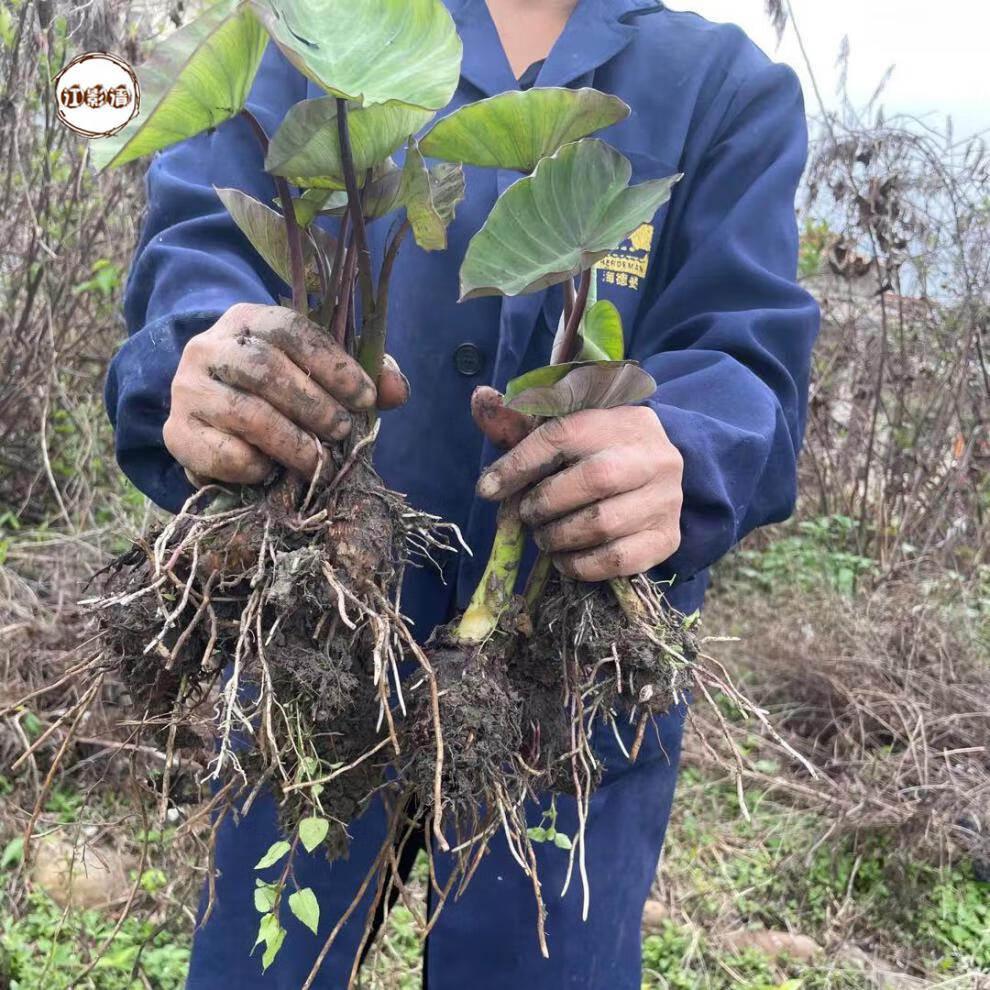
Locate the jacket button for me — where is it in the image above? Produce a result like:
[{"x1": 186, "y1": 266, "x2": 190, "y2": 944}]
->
[{"x1": 454, "y1": 343, "x2": 485, "y2": 376}]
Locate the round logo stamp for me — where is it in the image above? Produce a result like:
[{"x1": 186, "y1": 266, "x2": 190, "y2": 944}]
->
[{"x1": 53, "y1": 52, "x2": 140, "y2": 138}]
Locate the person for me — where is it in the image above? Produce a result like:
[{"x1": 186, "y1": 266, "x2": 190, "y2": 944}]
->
[{"x1": 106, "y1": 0, "x2": 820, "y2": 985}]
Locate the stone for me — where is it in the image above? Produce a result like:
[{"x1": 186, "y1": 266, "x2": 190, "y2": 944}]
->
[
  {"x1": 641, "y1": 899, "x2": 671, "y2": 934},
  {"x1": 31, "y1": 836, "x2": 135, "y2": 910},
  {"x1": 720, "y1": 929, "x2": 823, "y2": 963}
]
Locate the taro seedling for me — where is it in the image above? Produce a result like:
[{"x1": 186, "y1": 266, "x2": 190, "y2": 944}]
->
[
  {"x1": 398, "y1": 132, "x2": 698, "y2": 948},
  {"x1": 84, "y1": 1, "x2": 475, "y2": 900}
]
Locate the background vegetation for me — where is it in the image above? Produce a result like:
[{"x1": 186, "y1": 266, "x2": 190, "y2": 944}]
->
[{"x1": 0, "y1": 1, "x2": 986, "y2": 987}]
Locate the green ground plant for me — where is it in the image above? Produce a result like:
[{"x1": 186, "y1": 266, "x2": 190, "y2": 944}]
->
[
  {"x1": 723, "y1": 515, "x2": 875, "y2": 597},
  {"x1": 0, "y1": 884, "x2": 190, "y2": 990}
]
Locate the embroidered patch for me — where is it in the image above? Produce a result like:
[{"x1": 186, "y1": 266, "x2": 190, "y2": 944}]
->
[{"x1": 598, "y1": 223, "x2": 654, "y2": 290}]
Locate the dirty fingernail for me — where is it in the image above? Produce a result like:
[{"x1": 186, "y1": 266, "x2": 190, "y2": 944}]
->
[{"x1": 477, "y1": 470, "x2": 502, "y2": 499}]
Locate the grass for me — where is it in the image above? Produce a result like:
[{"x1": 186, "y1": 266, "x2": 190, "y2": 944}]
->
[
  {"x1": 660, "y1": 769, "x2": 990, "y2": 981},
  {"x1": 2, "y1": 700, "x2": 988, "y2": 989},
  {"x1": 0, "y1": 882, "x2": 190, "y2": 990},
  {"x1": 1, "y1": 764, "x2": 987, "y2": 988}
]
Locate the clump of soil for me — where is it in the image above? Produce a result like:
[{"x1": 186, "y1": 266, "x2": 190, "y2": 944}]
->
[
  {"x1": 533, "y1": 575, "x2": 696, "y2": 727},
  {"x1": 95, "y1": 428, "x2": 462, "y2": 854},
  {"x1": 403, "y1": 624, "x2": 526, "y2": 842}
]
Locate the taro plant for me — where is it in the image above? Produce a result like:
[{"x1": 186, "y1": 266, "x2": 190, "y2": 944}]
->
[{"x1": 15, "y1": 0, "x2": 799, "y2": 981}]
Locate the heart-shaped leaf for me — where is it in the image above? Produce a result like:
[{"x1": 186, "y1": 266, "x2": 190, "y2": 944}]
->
[
  {"x1": 216, "y1": 188, "x2": 335, "y2": 291},
  {"x1": 254, "y1": 881, "x2": 277, "y2": 913},
  {"x1": 249, "y1": 0, "x2": 462, "y2": 110},
  {"x1": 91, "y1": 0, "x2": 267, "y2": 170},
  {"x1": 267, "y1": 98, "x2": 434, "y2": 188},
  {"x1": 261, "y1": 924, "x2": 285, "y2": 970},
  {"x1": 400, "y1": 142, "x2": 465, "y2": 251},
  {"x1": 254, "y1": 840, "x2": 291, "y2": 871},
  {"x1": 460, "y1": 139, "x2": 681, "y2": 300},
  {"x1": 506, "y1": 362, "x2": 657, "y2": 417},
  {"x1": 298, "y1": 817, "x2": 329, "y2": 854},
  {"x1": 254, "y1": 911, "x2": 280, "y2": 951},
  {"x1": 420, "y1": 87, "x2": 629, "y2": 173},
  {"x1": 288, "y1": 887, "x2": 320, "y2": 934}
]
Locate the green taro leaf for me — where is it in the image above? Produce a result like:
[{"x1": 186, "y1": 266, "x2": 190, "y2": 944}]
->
[
  {"x1": 292, "y1": 187, "x2": 342, "y2": 227},
  {"x1": 249, "y1": 0, "x2": 462, "y2": 110},
  {"x1": 428, "y1": 162, "x2": 467, "y2": 226},
  {"x1": 421, "y1": 87, "x2": 630, "y2": 173},
  {"x1": 216, "y1": 187, "x2": 336, "y2": 291},
  {"x1": 506, "y1": 361, "x2": 589, "y2": 401},
  {"x1": 400, "y1": 141, "x2": 465, "y2": 251},
  {"x1": 507, "y1": 362, "x2": 657, "y2": 417},
  {"x1": 580, "y1": 299, "x2": 625, "y2": 361},
  {"x1": 549, "y1": 294, "x2": 625, "y2": 363},
  {"x1": 91, "y1": 0, "x2": 267, "y2": 170},
  {"x1": 267, "y1": 98, "x2": 434, "y2": 188},
  {"x1": 255, "y1": 840, "x2": 291, "y2": 871},
  {"x1": 289, "y1": 161, "x2": 404, "y2": 224},
  {"x1": 298, "y1": 817, "x2": 329, "y2": 854},
  {"x1": 288, "y1": 887, "x2": 321, "y2": 934},
  {"x1": 460, "y1": 139, "x2": 681, "y2": 300}
]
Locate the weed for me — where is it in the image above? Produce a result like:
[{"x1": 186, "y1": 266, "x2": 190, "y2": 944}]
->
[
  {"x1": 724, "y1": 516, "x2": 875, "y2": 597},
  {"x1": 0, "y1": 886, "x2": 190, "y2": 990}
]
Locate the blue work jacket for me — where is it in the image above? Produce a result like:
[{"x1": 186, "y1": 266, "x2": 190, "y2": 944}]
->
[{"x1": 107, "y1": 0, "x2": 819, "y2": 647}]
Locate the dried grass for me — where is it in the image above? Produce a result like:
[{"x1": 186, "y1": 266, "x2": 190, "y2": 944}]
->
[{"x1": 694, "y1": 571, "x2": 989, "y2": 864}]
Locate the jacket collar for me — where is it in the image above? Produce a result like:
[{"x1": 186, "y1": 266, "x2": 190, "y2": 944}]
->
[{"x1": 444, "y1": 0, "x2": 662, "y2": 97}]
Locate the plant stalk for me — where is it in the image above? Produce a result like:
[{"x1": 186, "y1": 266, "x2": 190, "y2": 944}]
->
[
  {"x1": 523, "y1": 551, "x2": 553, "y2": 609},
  {"x1": 562, "y1": 276, "x2": 576, "y2": 327},
  {"x1": 274, "y1": 175, "x2": 309, "y2": 316},
  {"x1": 331, "y1": 241, "x2": 358, "y2": 347},
  {"x1": 609, "y1": 576, "x2": 646, "y2": 623},
  {"x1": 325, "y1": 211, "x2": 350, "y2": 333},
  {"x1": 461, "y1": 264, "x2": 597, "y2": 633},
  {"x1": 457, "y1": 496, "x2": 526, "y2": 644},
  {"x1": 335, "y1": 98, "x2": 376, "y2": 319},
  {"x1": 240, "y1": 108, "x2": 308, "y2": 316},
  {"x1": 553, "y1": 267, "x2": 592, "y2": 364}
]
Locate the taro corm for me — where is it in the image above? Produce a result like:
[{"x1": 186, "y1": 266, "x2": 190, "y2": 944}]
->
[{"x1": 13, "y1": 0, "x2": 820, "y2": 985}]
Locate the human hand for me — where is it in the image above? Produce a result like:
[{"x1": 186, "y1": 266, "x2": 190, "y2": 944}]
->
[
  {"x1": 473, "y1": 402, "x2": 683, "y2": 581},
  {"x1": 163, "y1": 303, "x2": 408, "y2": 485}
]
